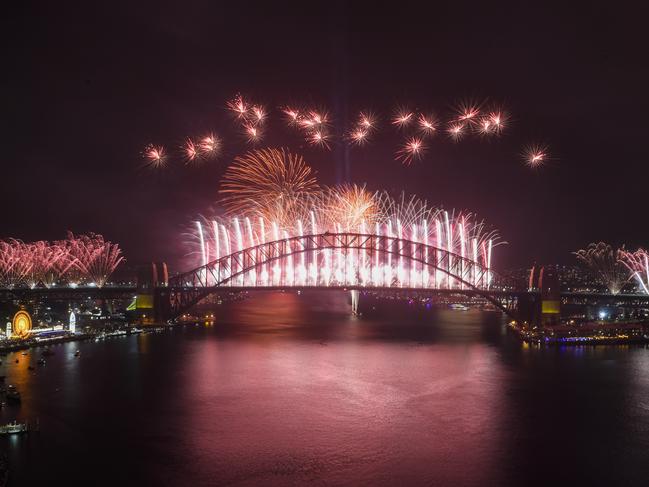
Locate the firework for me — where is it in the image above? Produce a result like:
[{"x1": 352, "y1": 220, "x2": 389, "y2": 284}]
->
[
  {"x1": 282, "y1": 107, "x2": 300, "y2": 124},
  {"x1": 198, "y1": 134, "x2": 220, "y2": 158},
  {"x1": 619, "y1": 248, "x2": 649, "y2": 294},
  {"x1": 187, "y1": 188, "x2": 502, "y2": 290},
  {"x1": 183, "y1": 138, "x2": 199, "y2": 163},
  {"x1": 447, "y1": 123, "x2": 465, "y2": 142},
  {"x1": 308, "y1": 130, "x2": 330, "y2": 149},
  {"x1": 523, "y1": 143, "x2": 549, "y2": 168},
  {"x1": 251, "y1": 105, "x2": 266, "y2": 124},
  {"x1": 319, "y1": 184, "x2": 381, "y2": 231},
  {"x1": 143, "y1": 144, "x2": 166, "y2": 168},
  {"x1": 358, "y1": 111, "x2": 376, "y2": 130},
  {"x1": 575, "y1": 242, "x2": 629, "y2": 294},
  {"x1": 348, "y1": 128, "x2": 369, "y2": 146},
  {"x1": 392, "y1": 109, "x2": 414, "y2": 128},
  {"x1": 219, "y1": 148, "x2": 319, "y2": 225},
  {"x1": 227, "y1": 94, "x2": 248, "y2": 118},
  {"x1": 244, "y1": 124, "x2": 262, "y2": 143},
  {"x1": 454, "y1": 101, "x2": 481, "y2": 124},
  {"x1": 396, "y1": 137, "x2": 426, "y2": 165},
  {"x1": 0, "y1": 234, "x2": 124, "y2": 288},
  {"x1": 487, "y1": 111, "x2": 506, "y2": 134},
  {"x1": 418, "y1": 114, "x2": 437, "y2": 135}
]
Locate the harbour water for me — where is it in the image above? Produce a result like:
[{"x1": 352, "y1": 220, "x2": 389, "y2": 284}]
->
[{"x1": 1, "y1": 291, "x2": 649, "y2": 486}]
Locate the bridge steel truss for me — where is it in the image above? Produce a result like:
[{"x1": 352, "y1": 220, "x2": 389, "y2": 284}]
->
[{"x1": 165, "y1": 232, "x2": 516, "y2": 320}]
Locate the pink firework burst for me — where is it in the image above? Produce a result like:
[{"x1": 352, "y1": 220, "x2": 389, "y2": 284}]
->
[
  {"x1": 418, "y1": 114, "x2": 437, "y2": 136},
  {"x1": 447, "y1": 123, "x2": 466, "y2": 142},
  {"x1": 396, "y1": 137, "x2": 426, "y2": 165},
  {"x1": 227, "y1": 94, "x2": 248, "y2": 118},
  {"x1": 198, "y1": 134, "x2": 221, "y2": 158},
  {"x1": 143, "y1": 144, "x2": 166, "y2": 168},
  {"x1": 523, "y1": 143, "x2": 549, "y2": 168},
  {"x1": 392, "y1": 108, "x2": 414, "y2": 128}
]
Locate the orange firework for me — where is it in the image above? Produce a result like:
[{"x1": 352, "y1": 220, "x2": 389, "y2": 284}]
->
[
  {"x1": 321, "y1": 184, "x2": 380, "y2": 231},
  {"x1": 219, "y1": 148, "x2": 319, "y2": 221}
]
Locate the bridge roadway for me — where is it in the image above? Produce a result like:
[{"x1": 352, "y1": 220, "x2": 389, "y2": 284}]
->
[{"x1": 2, "y1": 285, "x2": 649, "y2": 304}]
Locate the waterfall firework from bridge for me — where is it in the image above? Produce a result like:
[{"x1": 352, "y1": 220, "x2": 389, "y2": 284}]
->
[{"x1": 182, "y1": 148, "x2": 503, "y2": 292}]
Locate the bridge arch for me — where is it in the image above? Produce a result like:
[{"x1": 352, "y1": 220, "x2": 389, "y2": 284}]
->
[{"x1": 166, "y1": 233, "x2": 513, "y2": 319}]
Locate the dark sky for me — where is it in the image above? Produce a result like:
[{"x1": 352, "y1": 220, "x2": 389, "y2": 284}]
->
[{"x1": 2, "y1": 1, "x2": 648, "y2": 272}]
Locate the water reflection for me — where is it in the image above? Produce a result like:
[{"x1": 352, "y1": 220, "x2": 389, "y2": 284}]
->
[{"x1": 0, "y1": 291, "x2": 648, "y2": 486}]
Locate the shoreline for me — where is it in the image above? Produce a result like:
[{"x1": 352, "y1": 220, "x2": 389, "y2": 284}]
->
[{"x1": 507, "y1": 321, "x2": 649, "y2": 346}]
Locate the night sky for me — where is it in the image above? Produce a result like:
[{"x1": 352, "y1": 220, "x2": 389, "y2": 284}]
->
[{"x1": 3, "y1": 2, "x2": 648, "y2": 272}]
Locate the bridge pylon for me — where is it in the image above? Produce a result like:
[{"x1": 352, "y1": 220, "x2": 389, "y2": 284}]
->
[{"x1": 132, "y1": 263, "x2": 169, "y2": 324}]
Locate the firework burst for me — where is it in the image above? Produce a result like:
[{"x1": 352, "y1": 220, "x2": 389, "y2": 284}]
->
[
  {"x1": 574, "y1": 242, "x2": 629, "y2": 294},
  {"x1": 392, "y1": 108, "x2": 414, "y2": 128},
  {"x1": 142, "y1": 144, "x2": 166, "y2": 168},
  {"x1": 418, "y1": 114, "x2": 437, "y2": 136},
  {"x1": 219, "y1": 148, "x2": 319, "y2": 225},
  {"x1": 523, "y1": 143, "x2": 549, "y2": 168},
  {"x1": 396, "y1": 137, "x2": 426, "y2": 165}
]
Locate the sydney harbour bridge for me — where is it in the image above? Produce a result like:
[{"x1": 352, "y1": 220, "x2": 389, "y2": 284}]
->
[{"x1": 4, "y1": 230, "x2": 649, "y2": 327}]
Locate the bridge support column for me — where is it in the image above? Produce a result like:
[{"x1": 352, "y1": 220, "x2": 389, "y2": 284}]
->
[
  {"x1": 350, "y1": 290, "x2": 360, "y2": 315},
  {"x1": 133, "y1": 263, "x2": 169, "y2": 324}
]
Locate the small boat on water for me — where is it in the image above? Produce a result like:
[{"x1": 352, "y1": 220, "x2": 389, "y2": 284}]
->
[
  {"x1": 74, "y1": 350, "x2": 81, "y2": 357},
  {"x1": 0, "y1": 421, "x2": 28, "y2": 435},
  {"x1": 20, "y1": 352, "x2": 27, "y2": 356},
  {"x1": 449, "y1": 304, "x2": 469, "y2": 311}
]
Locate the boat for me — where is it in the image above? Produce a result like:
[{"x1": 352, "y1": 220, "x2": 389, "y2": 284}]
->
[
  {"x1": 74, "y1": 350, "x2": 80, "y2": 357},
  {"x1": 450, "y1": 304, "x2": 469, "y2": 311},
  {"x1": 20, "y1": 352, "x2": 27, "y2": 356},
  {"x1": 0, "y1": 421, "x2": 28, "y2": 435},
  {"x1": 14, "y1": 359, "x2": 18, "y2": 364}
]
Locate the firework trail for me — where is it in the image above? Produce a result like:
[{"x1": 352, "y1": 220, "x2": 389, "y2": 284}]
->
[{"x1": 574, "y1": 242, "x2": 629, "y2": 294}]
